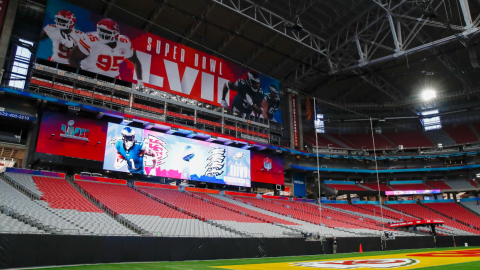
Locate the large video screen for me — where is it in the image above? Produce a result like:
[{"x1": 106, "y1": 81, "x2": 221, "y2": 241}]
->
[
  {"x1": 251, "y1": 151, "x2": 284, "y2": 185},
  {"x1": 37, "y1": 0, "x2": 282, "y2": 123},
  {"x1": 103, "y1": 123, "x2": 251, "y2": 187},
  {"x1": 36, "y1": 110, "x2": 108, "y2": 161}
]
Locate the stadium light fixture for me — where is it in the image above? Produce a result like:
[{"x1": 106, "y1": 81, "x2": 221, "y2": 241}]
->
[{"x1": 422, "y1": 89, "x2": 436, "y2": 101}]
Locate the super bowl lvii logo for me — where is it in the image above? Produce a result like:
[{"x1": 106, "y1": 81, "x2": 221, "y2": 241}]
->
[
  {"x1": 60, "y1": 120, "x2": 89, "y2": 141},
  {"x1": 263, "y1": 157, "x2": 272, "y2": 171}
]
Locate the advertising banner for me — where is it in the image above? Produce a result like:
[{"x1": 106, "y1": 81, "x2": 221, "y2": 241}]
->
[
  {"x1": 250, "y1": 151, "x2": 284, "y2": 185},
  {"x1": 291, "y1": 94, "x2": 299, "y2": 148},
  {"x1": 103, "y1": 123, "x2": 251, "y2": 187},
  {"x1": 37, "y1": 0, "x2": 282, "y2": 122},
  {"x1": 385, "y1": 190, "x2": 441, "y2": 196},
  {"x1": 0, "y1": 109, "x2": 36, "y2": 122},
  {"x1": 293, "y1": 173, "x2": 306, "y2": 197},
  {"x1": 36, "y1": 110, "x2": 108, "y2": 161},
  {"x1": 305, "y1": 97, "x2": 313, "y2": 120}
]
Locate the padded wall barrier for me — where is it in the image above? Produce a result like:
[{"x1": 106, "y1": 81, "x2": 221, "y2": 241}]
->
[{"x1": 1, "y1": 234, "x2": 479, "y2": 269}]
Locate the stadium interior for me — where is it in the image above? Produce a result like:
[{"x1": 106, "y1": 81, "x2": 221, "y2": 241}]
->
[{"x1": 3, "y1": 0, "x2": 480, "y2": 268}]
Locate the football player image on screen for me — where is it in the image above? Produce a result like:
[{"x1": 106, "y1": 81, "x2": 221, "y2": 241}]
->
[
  {"x1": 112, "y1": 127, "x2": 156, "y2": 174},
  {"x1": 39, "y1": 10, "x2": 84, "y2": 65},
  {"x1": 220, "y1": 72, "x2": 264, "y2": 118},
  {"x1": 261, "y1": 84, "x2": 280, "y2": 121},
  {"x1": 69, "y1": 18, "x2": 143, "y2": 84}
]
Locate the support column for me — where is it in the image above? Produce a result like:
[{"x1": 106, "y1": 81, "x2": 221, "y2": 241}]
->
[
  {"x1": 459, "y1": 0, "x2": 474, "y2": 29},
  {"x1": 355, "y1": 37, "x2": 367, "y2": 65},
  {"x1": 387, "y1": 12, "x2": 402, "y2": 53},
  {"x1": 23, "y1": 118, "x2": 40, "y2": 168},
  {"x1": 396, "y1": 21, "x2": 403, "y2": 47},
  {"x1": 0, "y1": 0, "x2": 19, "y2": 70},
  {"x1": 128, "y1": 93, "x2": 133, "y2": 108},
  {"x1": 235, "y1": 121, "x2": 238, "y2": 138},
  {"x1": 221, "y1": 116, "x2": 225, "y2": 134},
  {"x1": 164, "y1": 102, "x2": 168, "y2": 121},
  {"x1": 298, "y1": 95, "x2": 304, "y2": 150}
]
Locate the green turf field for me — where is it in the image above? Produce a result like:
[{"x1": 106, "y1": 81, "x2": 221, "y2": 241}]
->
[{"x1": 34, "y1": 246, "x2": 480, "y2": 269}]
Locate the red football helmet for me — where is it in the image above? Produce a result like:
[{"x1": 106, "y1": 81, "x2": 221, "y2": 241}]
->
[
  {"x1": 55, "y1": 10, "x2": 76, "y2": 30},
  {"x1": 97, "y1": 18, "x2": 120, "y2": 43}
]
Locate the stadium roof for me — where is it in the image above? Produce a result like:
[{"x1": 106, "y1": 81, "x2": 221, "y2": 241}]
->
[{"x1": 19, "y1": 0, "x2": 480, "y2": 109}]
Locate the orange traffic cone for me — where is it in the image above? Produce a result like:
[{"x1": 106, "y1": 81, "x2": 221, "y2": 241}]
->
[{"x1": 359, "y1": 244, "x2": 363, "y2": 253}]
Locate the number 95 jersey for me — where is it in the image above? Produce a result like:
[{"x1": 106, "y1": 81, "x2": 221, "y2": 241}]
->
[{"x1": 78, "y1": 32, "x2": 134, "y2": 77}]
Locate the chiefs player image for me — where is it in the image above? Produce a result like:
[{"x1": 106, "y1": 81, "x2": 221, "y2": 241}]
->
[
  {"x1": 39, "y1": 10, "x2": 84, "y2": 65},
  {"x1": 220, "y1": 72, "x2": 264, "y2": 118},
  {"x1": 261, "y1": 84, "x2": 280, "y2": 121},
  {"x1": 110, "y1": 127, "x2": 156, "y2": 175},
  {"x1": 69, "y1": 18, "x2": 143, "y2": 84}
]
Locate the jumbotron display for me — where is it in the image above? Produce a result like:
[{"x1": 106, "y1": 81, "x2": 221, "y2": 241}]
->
[{"x1": 103, "y1": 123, "x2": 251, "y2": 187}]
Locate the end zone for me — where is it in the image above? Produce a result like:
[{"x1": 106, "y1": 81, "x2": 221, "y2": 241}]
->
[{"x1": 216, "y1": 248, "x2": 480, "y2": 269}]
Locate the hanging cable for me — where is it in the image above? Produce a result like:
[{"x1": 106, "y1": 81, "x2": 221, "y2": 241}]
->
[
  {"x1": 369, "y1": 118, "x2": 385, "y2": 238},
  {"x1": 313, "y1": 98, "x2": 323, "y2": 237}
]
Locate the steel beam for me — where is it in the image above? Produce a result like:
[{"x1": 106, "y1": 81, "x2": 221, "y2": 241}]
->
[
  {"x1": 212, "y1": 0, "x2": 327, "y2": 56},
  {"x1": 238, "y1": 0, "x2": 319, "y2": 64},
  {"x1": 330, "y1": 0, "x2": 480, "y2": 72},
  {"x1": 399, "y1": 20, "x2": 476, "y2": 89},
  {"x1": 283, "y1": 1, "x2": 410, "y2": 88}
]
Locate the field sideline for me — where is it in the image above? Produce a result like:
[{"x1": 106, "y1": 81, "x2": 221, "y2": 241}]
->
[{"x1": 32, "y1": 246, "x2": 480, "y2": 270}]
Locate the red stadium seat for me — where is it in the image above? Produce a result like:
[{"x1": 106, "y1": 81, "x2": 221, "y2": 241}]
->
[
  {"x1": 341, "y1": 134, "x2": 395, "y2": 149},
  {"x1": 383, "y1": 131, "x2": 434, "y2": 148},
  {"x1": 386, "y1": 203, "x2": 480, "y2": 234},
  {"x1": 390, "y1": 183, "x2": 433, "y2": 190},
  {"x1": 361, "y1": 183, "x2": 393, "y2": 191},
  {"x1": 425, "y1": 181, "x2": 452, "y2": 190},
  {"x1": 75, "y1": 181, "x2": 192, "y2": 218},
  {"x1": 138, "y1": 188, "x2": 266, "y2": 223},
  {"x1": 444, "y1": 125, "x2": 479, "y2": 144},
  {"x1": 325, "y1": 184, "x2": 368, "y2": 191},
  {"x1": 33, "y1": 176, "x2": 102, "y2": 212}
]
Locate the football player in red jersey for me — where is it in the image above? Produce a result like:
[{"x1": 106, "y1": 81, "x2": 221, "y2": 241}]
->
[
  {"x1": 69, "y1": 18, "x2": 143, "y2": 84},
  {"x1": 40, "y1": 10, "x2": 84, "y2": 65}
]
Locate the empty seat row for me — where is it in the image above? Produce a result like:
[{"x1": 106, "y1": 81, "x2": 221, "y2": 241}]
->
[{"x1": 138, "y1": 188, "x2": 295, "y2": 237}]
